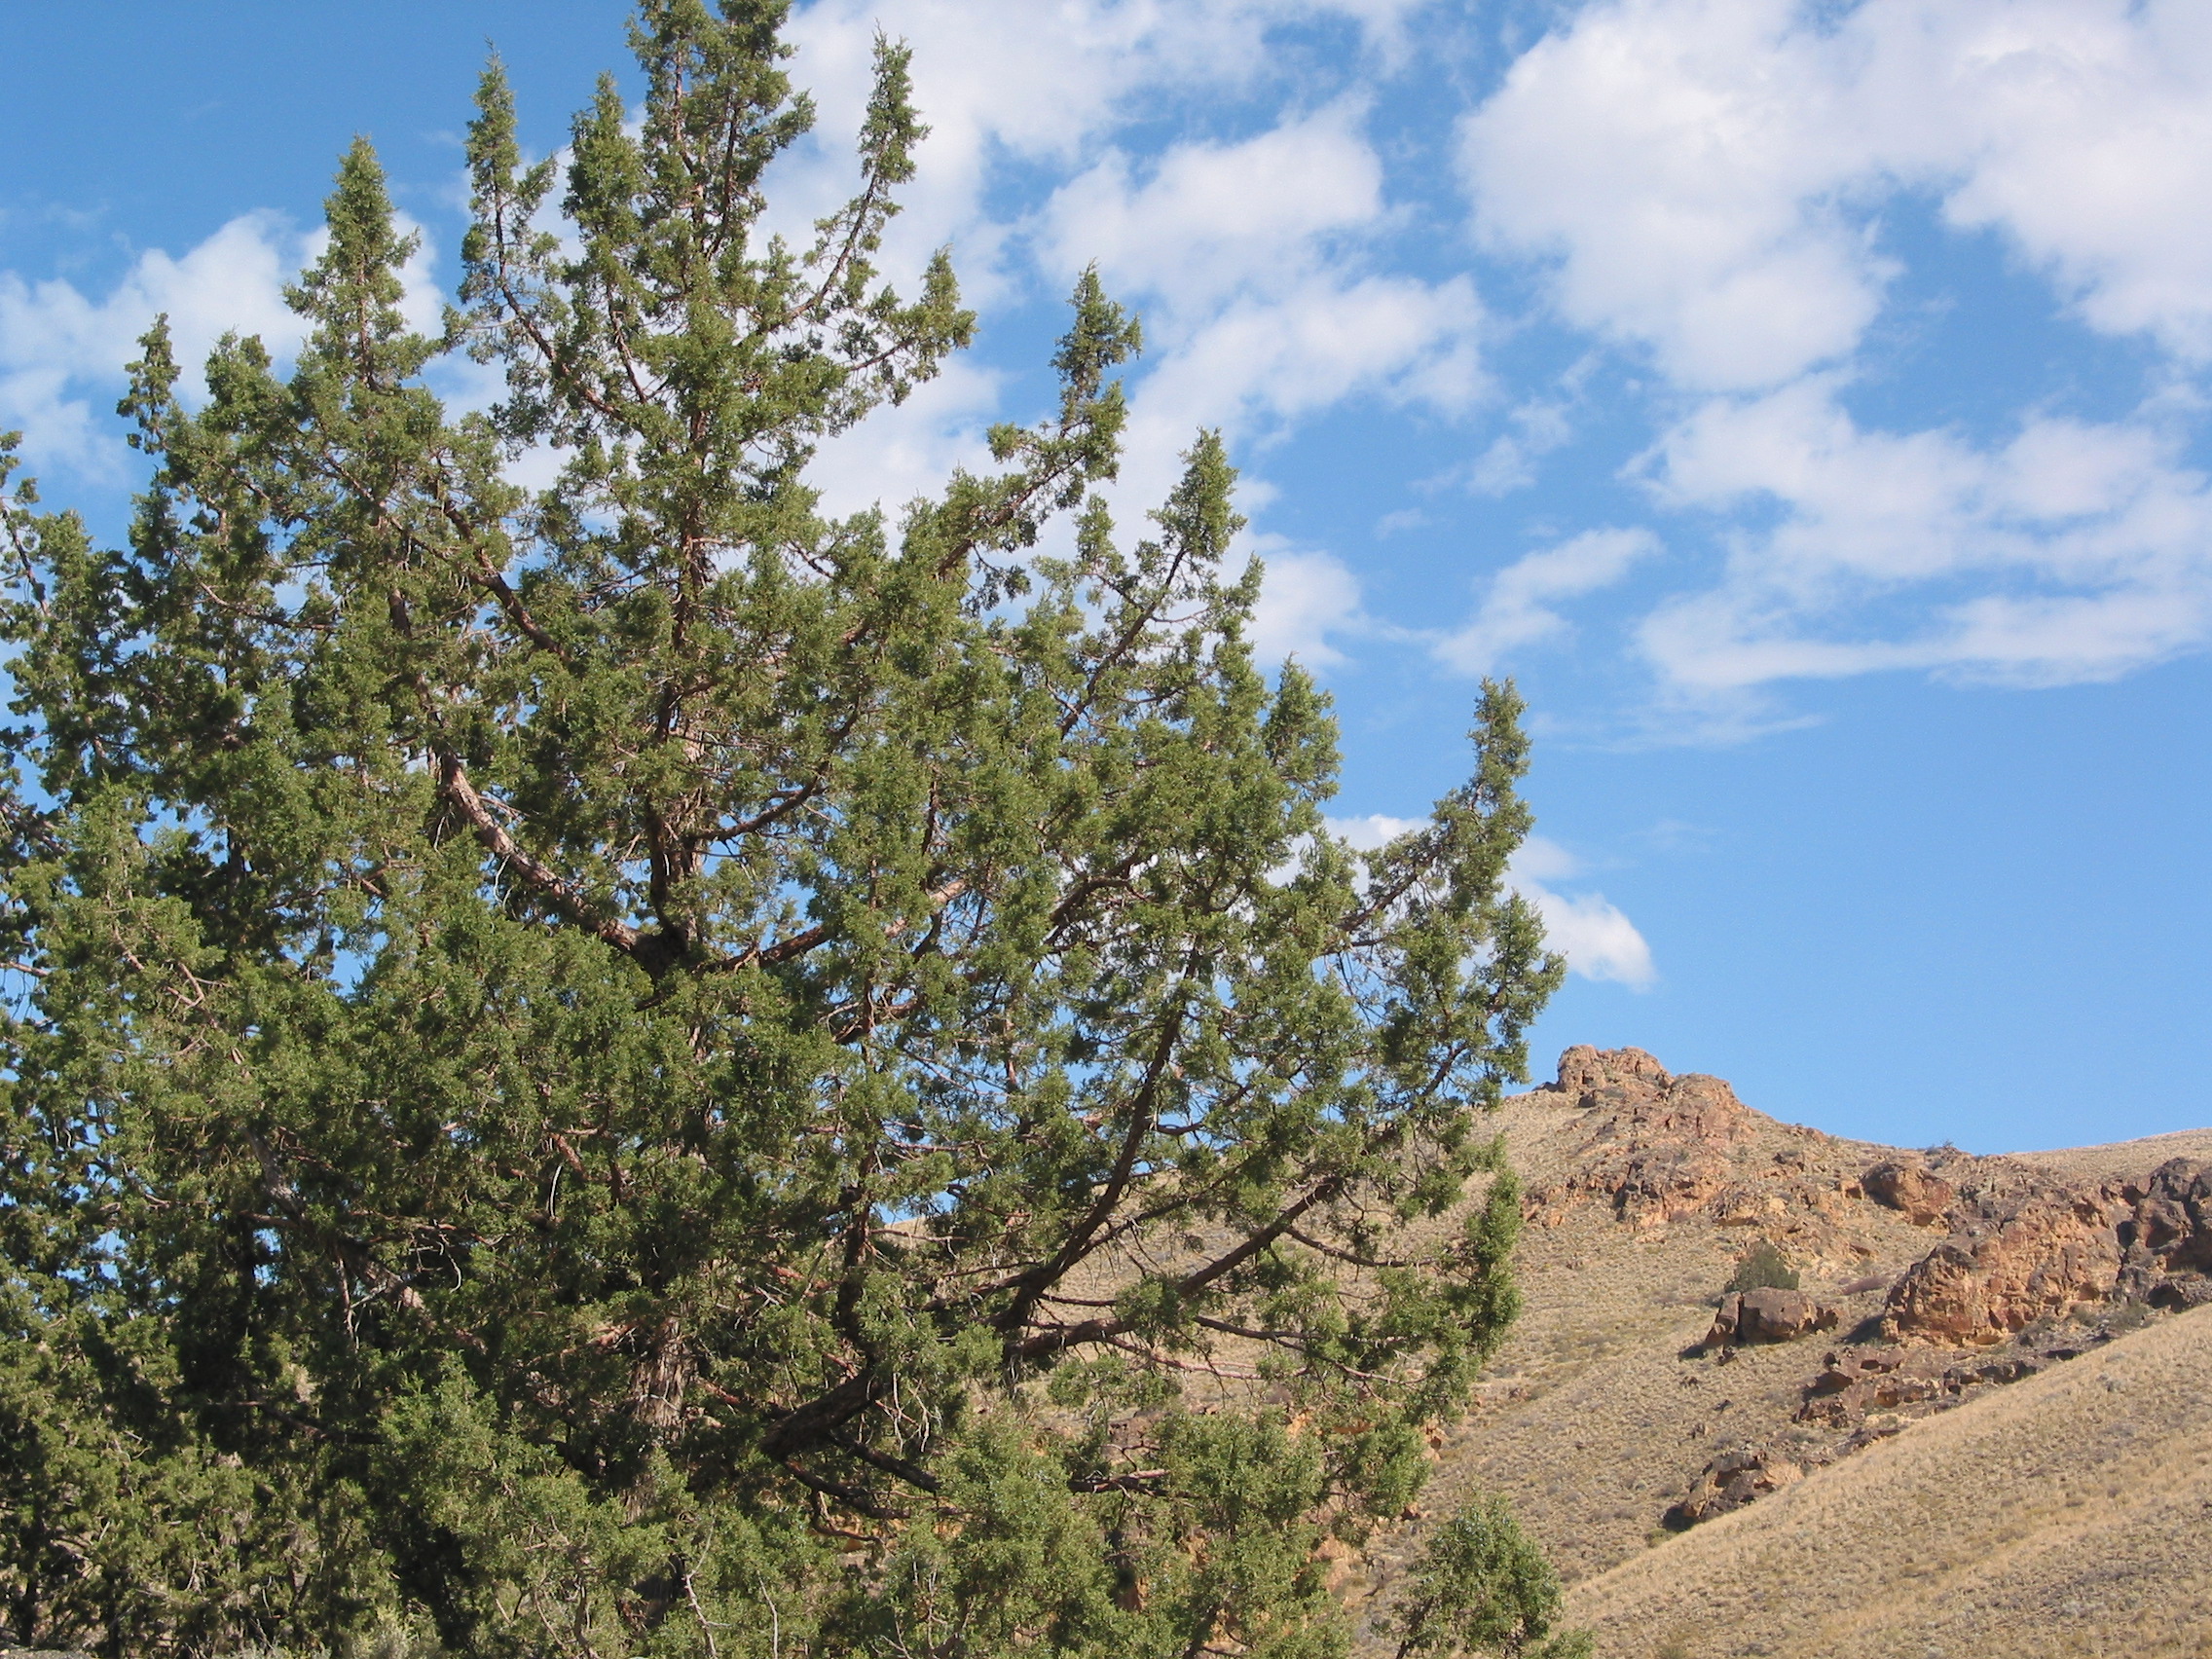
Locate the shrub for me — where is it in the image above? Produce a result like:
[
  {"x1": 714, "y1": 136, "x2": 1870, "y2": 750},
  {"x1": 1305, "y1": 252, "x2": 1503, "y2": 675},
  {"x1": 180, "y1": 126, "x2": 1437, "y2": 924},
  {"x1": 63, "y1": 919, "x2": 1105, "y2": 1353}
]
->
[
  {"x1": 1725, "y1": 1240, "x2": 1800, "y2": 1295},
  {"x1": 1393, "y1": 1493, "x2": 1595, "y2": 1658}
]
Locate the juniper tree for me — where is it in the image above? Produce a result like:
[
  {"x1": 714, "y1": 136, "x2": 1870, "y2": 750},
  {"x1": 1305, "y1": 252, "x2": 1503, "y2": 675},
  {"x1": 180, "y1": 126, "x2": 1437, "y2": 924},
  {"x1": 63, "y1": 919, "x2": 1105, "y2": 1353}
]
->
[{"x1": 0, "y1": 3, "x2": 1562, "y2": 1654}]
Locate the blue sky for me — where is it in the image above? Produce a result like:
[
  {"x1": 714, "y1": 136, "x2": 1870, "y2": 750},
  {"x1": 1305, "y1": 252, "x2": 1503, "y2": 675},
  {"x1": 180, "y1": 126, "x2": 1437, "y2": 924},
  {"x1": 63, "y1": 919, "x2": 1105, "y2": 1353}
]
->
[{"x1": 4, "y1": 0, "x2": 2209, "y2": 1152}]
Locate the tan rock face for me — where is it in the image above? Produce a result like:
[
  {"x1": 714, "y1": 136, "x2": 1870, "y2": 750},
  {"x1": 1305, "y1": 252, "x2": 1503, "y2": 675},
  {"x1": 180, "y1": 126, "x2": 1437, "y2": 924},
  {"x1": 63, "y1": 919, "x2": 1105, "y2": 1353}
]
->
[
  {"x1": 1533, "y1": 1047, "x2": 1759, "y2": 1226},
  {"x1": 1708, "y1": 1287, "x2": 1841, "y2": 1347},
  {"x1": 1884, "y1": 1196, "x2": 2125, "y2": 1345},
  {"x1": 1862, "y1": 1161, "x2": 1956, "y2": 1227}
]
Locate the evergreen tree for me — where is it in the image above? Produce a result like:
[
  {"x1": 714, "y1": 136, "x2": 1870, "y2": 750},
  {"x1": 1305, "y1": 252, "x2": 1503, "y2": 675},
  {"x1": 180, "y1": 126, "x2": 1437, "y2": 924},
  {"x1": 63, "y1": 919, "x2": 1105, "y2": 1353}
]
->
[
  {"x1": 1393, "y1": 1495, "x2": 1593, "y2": 1659},
  {"x1": 0, "y1": 4, "x2": 1563, "y2": 1653}
]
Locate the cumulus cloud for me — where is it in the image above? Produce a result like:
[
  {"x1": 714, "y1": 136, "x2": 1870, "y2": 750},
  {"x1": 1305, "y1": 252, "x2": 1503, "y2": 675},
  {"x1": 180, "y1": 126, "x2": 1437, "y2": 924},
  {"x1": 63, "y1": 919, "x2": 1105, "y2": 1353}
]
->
[
  {"x1": 1038, "y1": 103, "x2": 1384, "y2": 315},
  {"x1": 759, "y1": 2, "x2": 1493, "y2": 545},
  {"x1": 1461, "y1": 0, "x2": 2212, "y2": 383},
  {"x1": 782, "y1": 0, "x2": 1435, "y2": 310},
  {"x1": 1326, "y1": 817, "x2": 1656, "y2": 987},
  {"x1": 1454, "y1": 0, "x2": 2212, "y2": 697},
  {"x1": 1462, "y1": 0, "x2": 1884, "y2": 391},
  {"x1": 0, "y1": 214, "x2": 308, "y2": 473},
  {"x1": 1248, "y1": 541, "x2": 1367, "y2": 668},
  {"x1": 1035, "y1": 106, "x2": 1487, "y2": 506},
  {"x1": 1505, "y1": 833, "x2": 1656, "y2": 988},
  {"x1": 1639, "y1": 381, "x2": 2212, "y2": 687}
]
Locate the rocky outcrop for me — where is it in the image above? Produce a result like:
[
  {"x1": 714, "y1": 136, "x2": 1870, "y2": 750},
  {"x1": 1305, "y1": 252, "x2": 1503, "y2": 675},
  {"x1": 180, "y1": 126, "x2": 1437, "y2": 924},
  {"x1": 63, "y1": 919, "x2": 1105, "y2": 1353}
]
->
[
  {"x1": 1708, "y1": 1287, "x2": 1840, "y2": 1347},
  {"x1": 1796, "y1": 1343, "x2": 2041, "y2": 1427},
  {"x1": 1877, "y1": 1163, "x2": 2212, "y2": 1346},
  {"x1": 2117, "y1": 1159, "x2": 2212, "y2": 1307},
  {"x1": 1663, "y1": 1446, "x2": 1805, "y2": 1529},
  {"x1": 1862, "y1": 1161, "x2": 1956, "y2": 1227},
  {"x1": 1531, "y1": 1047, "x2": 1763, "y2": 1226},
  {"x1": 1883, "y1": 1192, "x2": 2124, "y2": 1346}
]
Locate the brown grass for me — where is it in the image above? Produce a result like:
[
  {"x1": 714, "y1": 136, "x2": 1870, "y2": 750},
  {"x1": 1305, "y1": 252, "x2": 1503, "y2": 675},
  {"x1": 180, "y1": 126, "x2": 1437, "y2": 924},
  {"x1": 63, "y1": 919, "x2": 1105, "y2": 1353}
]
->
[{"x1": 1564, "y1": 1302, "x2": 2212, "y2": 1658}]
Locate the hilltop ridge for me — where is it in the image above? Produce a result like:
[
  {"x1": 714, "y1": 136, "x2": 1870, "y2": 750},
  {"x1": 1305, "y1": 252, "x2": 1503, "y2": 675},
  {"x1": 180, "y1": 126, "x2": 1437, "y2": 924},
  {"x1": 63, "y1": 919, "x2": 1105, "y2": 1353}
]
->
[{"x1": 1348, "y1": 1047, "x2": 2212, "y2": 1656}]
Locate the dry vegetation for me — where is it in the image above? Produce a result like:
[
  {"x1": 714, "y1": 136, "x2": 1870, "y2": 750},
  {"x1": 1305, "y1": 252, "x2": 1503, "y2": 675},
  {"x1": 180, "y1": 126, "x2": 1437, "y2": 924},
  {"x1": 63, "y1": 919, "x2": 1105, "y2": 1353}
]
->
[
  {"x1": 1338, "y1": 1051, "x2": 2212, "y2": 1657},
  {"x1": 1567, "y1": 1302, "x2": 2212, "y2": 1658}
]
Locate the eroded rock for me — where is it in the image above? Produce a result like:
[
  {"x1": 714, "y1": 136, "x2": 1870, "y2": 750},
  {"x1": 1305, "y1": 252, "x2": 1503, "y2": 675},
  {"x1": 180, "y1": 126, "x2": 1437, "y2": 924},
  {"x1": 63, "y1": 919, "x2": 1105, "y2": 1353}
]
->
[
  {"x1": 1533, "y1": 1048, "x2": 1760, "y2": 1225},
  {"x1": 1664, "y1": 1445, "x2": 1805, "y2": 1528},
  {"x1": 1709, "y1": 1287, "x2": 1840, "y2": 1347},
  {"x1": 1863, "y1": 1161, "x2": 1957, "y2": 1227},
  {"x1": 1885, "y1": 1195, "x2": 2125, "y2": 1346},
  {"x1": 1796, "y1": 1344, "x2": 2040, "y2": 1426}
]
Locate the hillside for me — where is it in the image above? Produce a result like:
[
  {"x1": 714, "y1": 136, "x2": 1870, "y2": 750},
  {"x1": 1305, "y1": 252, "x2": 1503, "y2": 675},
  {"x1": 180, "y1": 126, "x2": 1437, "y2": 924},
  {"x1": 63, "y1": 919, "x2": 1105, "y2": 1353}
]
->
[
  {"x1": 1565, "y1": 1301, "x2": 2212, "y2": 1657},
  {"x1": 1345, "y1": 1047, "x2": 2212, "y2": 1656}
]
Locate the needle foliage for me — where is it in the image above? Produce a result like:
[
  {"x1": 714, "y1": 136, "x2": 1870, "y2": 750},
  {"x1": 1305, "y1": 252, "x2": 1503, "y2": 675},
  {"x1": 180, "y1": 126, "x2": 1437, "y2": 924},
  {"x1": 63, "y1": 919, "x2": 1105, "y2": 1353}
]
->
[{"x1": 0, "y1": 4, "x2": 1563, "y2": 1654}]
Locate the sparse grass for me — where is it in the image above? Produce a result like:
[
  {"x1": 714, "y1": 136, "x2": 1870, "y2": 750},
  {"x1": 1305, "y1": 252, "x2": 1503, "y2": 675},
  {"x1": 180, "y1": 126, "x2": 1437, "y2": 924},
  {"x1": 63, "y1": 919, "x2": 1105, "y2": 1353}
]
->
[
  {"x1": 1567, "y1": 1305, "x2": 2212, "y2": 1659},
  {"x1": 2107, "y1": 1298, "x2": 2154, "y2": 1334}
]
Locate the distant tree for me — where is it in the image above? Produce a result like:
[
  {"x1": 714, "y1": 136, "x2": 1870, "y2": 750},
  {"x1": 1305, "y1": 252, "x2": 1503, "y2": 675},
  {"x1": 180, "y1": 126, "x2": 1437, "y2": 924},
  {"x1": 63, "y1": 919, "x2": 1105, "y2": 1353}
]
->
[
  {"x1": 1726, "y1": 1240, "x2": 1800, "y2": 1295},
  {"x1": 0, "y1": 3, "x2": 1562, "y2": 1654},
  {"x1": 1393, "y1": 1494, "x2": 1593, "y2": 1659}
]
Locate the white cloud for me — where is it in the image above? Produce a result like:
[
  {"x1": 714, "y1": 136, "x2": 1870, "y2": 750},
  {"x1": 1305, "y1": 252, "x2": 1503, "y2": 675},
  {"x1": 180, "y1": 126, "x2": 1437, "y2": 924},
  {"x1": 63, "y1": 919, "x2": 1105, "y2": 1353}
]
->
[
  {"x1": 1248, "y1": 541, "x2": 1366, "y2": 668},
  {"x1": 765, "y1": 4, "x2": 1494, "y2": 546},
  {"x1": 1508, "y1": 834, "x2": 1656, "y2": 988},
  {"x1": 1877, "y1": 0, "x2": 2212, "y2": 360},
  {"x1": 0, "y1": 213, "x2": 308, "y2": 473},
  {"x1": 783, "y1": 0, "x2": 1431, "y2": 310},
  {"x1": 1327, "y1": 812, "x2": 1423, "y2": 851},
  {"x1": 802, "y1": 355, "x2": 1008, "y2": 525},
  {"x1": 1517, "y1": 882, "x2": 1658, "y2": 988},
  {"x1": 1326, "y1": 818, "x2": 1657, "y2": 987},
  {"x1": 1437, "y1": 527, "x2": 1660, "y2": 675},
  {"x1": 1639, "y1": 382, "x2": 2212, "y2": 688},
  {"x1": 1037, "y1": 103, "x2": 1384, "y2": 317},
  {"x1": 1035, "y1": 107, "x2": 1488, "y2": 506},
  {"x1": 1461, "y1": 396, "x2": 1575, "y2": 497},
  {"x1": 0, "y1": 209, "x2": 442, "y2": 479},
  {"x1": 1461, "y1": 0, "x2": 1884, "y2": 390},
  {"x1": 1462, "y1": 0, "x2": 2212, "y2": 379},
  {"x1": 1454, "y1": 0, "x2": 2212, "y2": 697}
]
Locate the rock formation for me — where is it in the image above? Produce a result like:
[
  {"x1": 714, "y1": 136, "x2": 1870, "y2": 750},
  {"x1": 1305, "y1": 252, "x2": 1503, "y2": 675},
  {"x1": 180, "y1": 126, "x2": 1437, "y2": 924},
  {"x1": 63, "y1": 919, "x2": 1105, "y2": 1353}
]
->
[
  {"x1": 1662, "y1": 1446, "x2": 1806, "y2": 1529},
  {"x1": 1707, "y1": 1286, "x2": 1839, "y2": 1346},
  {"x1": 1862, "y1": 1160, "x2": 1954, "y2": 1226}
]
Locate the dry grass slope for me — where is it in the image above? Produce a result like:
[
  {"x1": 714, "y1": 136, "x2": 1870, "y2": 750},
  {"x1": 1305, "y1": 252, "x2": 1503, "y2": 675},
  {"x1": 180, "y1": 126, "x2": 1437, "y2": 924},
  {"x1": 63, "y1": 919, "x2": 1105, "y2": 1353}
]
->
[
  {"x1": 1567, "y1": 1302, "x2": 2212, "y2": 1659},
  {"x1": 1342, "y1": 1050, "x2": 2212, "y2": 1658}
]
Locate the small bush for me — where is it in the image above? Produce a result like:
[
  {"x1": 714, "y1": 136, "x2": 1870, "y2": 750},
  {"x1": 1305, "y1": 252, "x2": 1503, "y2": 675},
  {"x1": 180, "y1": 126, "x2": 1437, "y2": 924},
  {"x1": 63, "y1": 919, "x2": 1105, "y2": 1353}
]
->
[
  {"x1": 1724, "y1": 1240, "x2": 1799, "y2": 1295},
  {"x1": 1393, "y1": 1493, "x2": 1595, "y2": 1658}
]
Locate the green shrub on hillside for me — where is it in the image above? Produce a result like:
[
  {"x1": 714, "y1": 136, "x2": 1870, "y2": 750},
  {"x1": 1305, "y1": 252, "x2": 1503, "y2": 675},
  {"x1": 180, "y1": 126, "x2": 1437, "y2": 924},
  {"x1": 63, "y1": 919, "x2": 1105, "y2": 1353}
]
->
[
  {"x1": 1725, "y1": 1240, "x2": 1801, "y2": 1295},
  {"x1": 1393, "y1": 1493, "x2": 1595, "y2": 1659}
]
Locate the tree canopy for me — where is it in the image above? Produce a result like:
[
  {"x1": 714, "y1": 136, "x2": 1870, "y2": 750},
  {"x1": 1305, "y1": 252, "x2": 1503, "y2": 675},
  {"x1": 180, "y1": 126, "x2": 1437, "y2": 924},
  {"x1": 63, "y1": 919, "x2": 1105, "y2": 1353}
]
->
[{"x1": 0, "y1": 3, "x2": 1563, "y2": 1654}]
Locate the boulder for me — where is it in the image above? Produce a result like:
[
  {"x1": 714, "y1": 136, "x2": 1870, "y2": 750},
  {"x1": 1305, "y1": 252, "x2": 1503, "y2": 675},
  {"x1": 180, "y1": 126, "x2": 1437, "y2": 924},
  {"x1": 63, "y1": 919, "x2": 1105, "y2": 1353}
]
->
[
  {"x1": 1664, "y1": 1446, "x2": 1804, "y2": 1528},
  {"x1": 1862, "y1": 1161, "x2": 1956, "y2": 1228},
  {"x1": 1708, "y1": 1287, "x2": 1840, "y2": 1347},
  {"x1": 1798, "y1": 1343, "x2": 2044, "y2": 1426}
]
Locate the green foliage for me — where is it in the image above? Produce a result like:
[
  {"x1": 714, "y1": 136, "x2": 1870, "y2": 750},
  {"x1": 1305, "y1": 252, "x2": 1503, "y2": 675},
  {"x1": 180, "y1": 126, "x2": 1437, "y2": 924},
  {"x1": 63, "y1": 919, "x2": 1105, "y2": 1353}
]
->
[
  {"x1": 0, "y1": 5, "x2": 1564, "y2": 1655},
  {"x1": 1392, "y1": 1494, "x2": 1593, "y2": 1659},
  {"x1": 1725, "y1": 1240, "x2": 1800, "y2": 1295}
]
